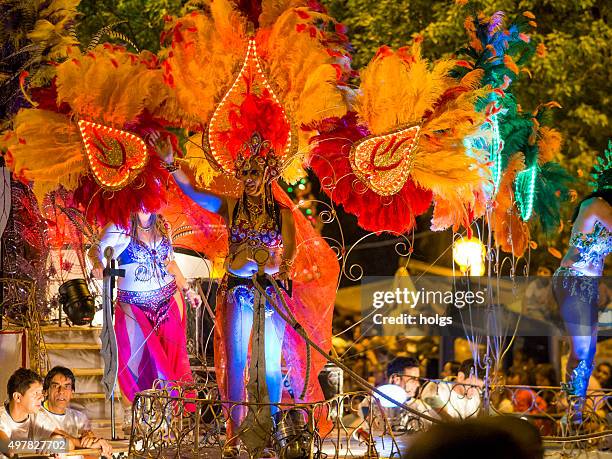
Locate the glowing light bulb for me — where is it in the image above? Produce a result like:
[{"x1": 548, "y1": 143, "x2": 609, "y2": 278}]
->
[{"x1": 453, "y1": 236, "x2": 485, "y2": 276}]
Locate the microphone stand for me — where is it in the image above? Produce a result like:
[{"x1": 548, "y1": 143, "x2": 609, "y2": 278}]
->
[{"x1": 102, "y1": 247, "x2": 125, "y2": 440}]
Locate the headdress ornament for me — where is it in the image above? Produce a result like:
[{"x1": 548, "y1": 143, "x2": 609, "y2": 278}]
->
[
  {"x1": 233, "y1": 132, "x2": 280, "y2": 182},
  {"x1": 207, "y1": 38, "x2": 295, "y2": 182},
  {"x1": 590, "y1": 140, "x2": 612, "y2": 191}
]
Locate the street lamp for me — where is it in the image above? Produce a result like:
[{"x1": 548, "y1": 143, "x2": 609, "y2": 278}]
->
[{"x1": 453, "y1": 236, "x2": 485, "y2": 276}]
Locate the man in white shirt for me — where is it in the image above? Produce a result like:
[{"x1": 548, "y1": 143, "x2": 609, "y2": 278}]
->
[
  {"x1": 356, "y1": 357, "x2": 434, "y2": 436},
  {"x1": 0, "y1": 368, "x2": 60, "y2": 458},
  {"x1": 38, "y1": 367, "x2": 112, "y2": 458},
  {"x1": 421, "y1": 358, "x2": 483, "y2": 420}
]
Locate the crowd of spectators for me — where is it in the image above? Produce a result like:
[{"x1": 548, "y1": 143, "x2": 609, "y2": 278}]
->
[
  {"x1": 345, "y1": 341, "x2": 612, "y2": 438},
  {"x1": 0, "y1": 367, "x2": 112, "y2": 458}
]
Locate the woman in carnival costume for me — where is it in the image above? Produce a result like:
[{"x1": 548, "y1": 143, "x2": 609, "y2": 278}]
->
[
  {"x1": 161, "y1": 83, "x2": 339, "y2": 455},
  {"x1": 151, "y1": 1, "x2": 347, "y2": 454},
  {"x1": 553, "y1": 143, "x2": 612, "y2": 425},
  {"x1": 0, "y1": 39, "x2": 213, "y2": 430},
  {"x1": 166, "y1": 131, "x2": 309, "y2": 455},
  {"x1": 88, "y1": 210, "x2": 201, "y2": 411}
]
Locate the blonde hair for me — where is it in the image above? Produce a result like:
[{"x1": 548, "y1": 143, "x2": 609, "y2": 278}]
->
[{"x1": 129, "y1": 213, "x2": 170, "y2": 241}]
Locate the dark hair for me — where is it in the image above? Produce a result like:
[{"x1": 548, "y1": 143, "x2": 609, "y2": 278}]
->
[
  {"x1": 43, "y1": 366, "x2": 76, "y2": 392},
  {"x1": 408, "y1": 417, "x2": 543, "y2": 459},
  {"x1": 507, "y1": 366, "x2": 529, "y2": 385},
  {"x1": 386, "y1": 356, "x2": 419, "y2": 379},
  {"x1": 458, "y1": 358, "x2": 481, "y2": 380},
  {"x1": 7, "y1": 368, "x2": 43, "y2": 399},
  {"x1": 533, "y1": 363, "x2": 556, "y2": 386},
  {"x1": 571, "y1": 190, "x2": 612, "y2": 223},
  {"x1": 444, "y1": 360, "x2": 461, "y2": 376}
]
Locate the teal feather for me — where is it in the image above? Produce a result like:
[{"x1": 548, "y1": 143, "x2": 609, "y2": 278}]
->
[{"x1": 533, "y1": 162, "x2": 575, "y2": 235}]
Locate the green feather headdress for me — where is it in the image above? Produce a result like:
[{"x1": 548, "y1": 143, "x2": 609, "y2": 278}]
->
[{"x1": 590, "y1": 140, "x2": 612, "y2": 191}]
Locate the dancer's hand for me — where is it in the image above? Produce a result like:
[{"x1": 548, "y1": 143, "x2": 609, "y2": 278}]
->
[
  {"x1": 184, "y1": 287, "x2": 202, "y2": 309},
  {"x1": 143, "y1": 129, "x2": 173, "y2": 163},
  {"x1": 276, "y1": 268, "x2": 290, "y2": 281},
  {"x1": 91, "y1": 262, "x2": 104, "y2": 280},
  {"x1": 277, "y1": 256, "x2": 293, "y2": 281}
]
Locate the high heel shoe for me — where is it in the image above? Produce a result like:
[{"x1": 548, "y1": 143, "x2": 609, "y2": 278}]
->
[{"x1": 561, "y1": 360, "x2": 593, "y2": 425}]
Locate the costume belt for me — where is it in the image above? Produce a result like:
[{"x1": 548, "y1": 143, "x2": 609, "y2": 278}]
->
[{"x1": 117, "y1": 281, "x2": 177, "y2": 327}]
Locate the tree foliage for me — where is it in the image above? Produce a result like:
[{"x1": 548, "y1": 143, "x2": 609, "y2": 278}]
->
[{"x1": 76, "y1": 0, "x2": 187, "y2": 52}]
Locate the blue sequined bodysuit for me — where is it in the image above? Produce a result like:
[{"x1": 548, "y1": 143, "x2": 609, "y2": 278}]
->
[
  {"x1": 554, "y1": 220, "x2": 612, "y2": 298},
  {"x1": 567, "y1": 221, "x2": 612, "y2": 274},
  {"x1": 116, "y1": 236, "x2": 175, "y2": 327},
  {"x1": 225, "y1": 203, "x2": 284, "y2": 316}
]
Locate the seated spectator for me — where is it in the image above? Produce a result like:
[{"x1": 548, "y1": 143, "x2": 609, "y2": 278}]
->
[
  {"x1": 507, "y1": 367, "x2": 551, "y2": 435},
  {"x1": 407, "y1": 416, "x2": 544, "y2": 459},
  {"x1": 387, "y1": 356, "x2": 421, "y2": 399},
  {"x1": 38, "y1": 366, "x2": 112, "y2": 458},
  {"x1": 356, "y1": 356, "x2": 433, "y2": 435},
  {"x1": 420, "y1": 358, "x2": 482, "y2": 420},
  {"x1": 0, "y1": 368, "x2": 64, "y2": 458},
  {"x1": 440, "y1": 360, "x2": 460, "y2": 381},
  {"x1": 388, "y1": 357, "x2": 433, "y2": 431}
]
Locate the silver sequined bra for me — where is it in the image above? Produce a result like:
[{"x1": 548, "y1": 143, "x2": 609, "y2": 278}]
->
[
  {"x1": 569, "y1": 220, "x2": 612, "y2": 273},
  {"x1": 117, "y1": 236, "x2": 173, "y2": 282}
]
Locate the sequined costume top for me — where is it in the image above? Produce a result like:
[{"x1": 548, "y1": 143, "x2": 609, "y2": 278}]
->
[
  {"x1": 229, "y1": 213, "x2": 283, "y2": 249},
  {"x1": 555, "y1": 219, "x2": 612, "y2": 290},
  {"x1": 226, "y1": 200, "x2": 284, "y2": 278},
  {"x1": 567, "y1": 220, "x2": 612, "y2": 274},
  {"x1": 97, "y1": 224, "x2": 176, "y2": 293}
]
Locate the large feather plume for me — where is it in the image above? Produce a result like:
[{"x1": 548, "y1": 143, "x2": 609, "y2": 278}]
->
[
  {"x1": 356, "y1": 43, "x2": 455, "y2": 134},
  {"x1": 491, "y1": 153, "x2": 530, "y2": 257},
  {"x1": 258, "y1": 7, "x2": 351, "y2": 129},
  {"x1": 354, "y1": 42, "x2": 489, "y2": 232},
  {"x1": 156, "y1": 0, "x2": 248, "y2": 128},
  {"x1": 1, "y1": 108, "x2": 83, "y2": 200},
  {"x1": 56, "y1": 45, "x2": 167, "y2": 128},
  {"x1": 258, "y1": 0, "x2": 306, "y2": 28}
]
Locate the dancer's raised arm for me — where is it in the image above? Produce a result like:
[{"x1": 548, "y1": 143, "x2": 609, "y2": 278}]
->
[{"x1": 150, "y1": 131, "x2": 227, "y2": 216}]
